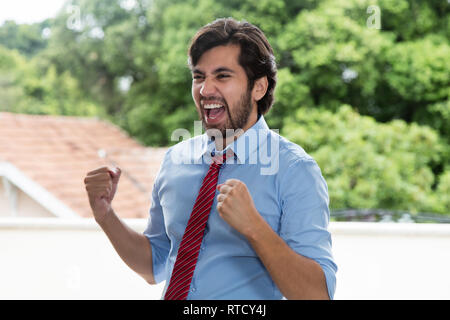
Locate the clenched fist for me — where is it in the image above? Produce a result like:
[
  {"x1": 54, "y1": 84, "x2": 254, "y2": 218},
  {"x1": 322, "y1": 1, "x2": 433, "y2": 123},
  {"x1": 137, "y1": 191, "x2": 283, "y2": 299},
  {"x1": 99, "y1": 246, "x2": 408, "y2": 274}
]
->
[
  {"x1": 84, "y1": 166, "x2": 121, "y2": 223},
  {"x1": 216, "y1": 179, "x2": 264, "y2": 239}
]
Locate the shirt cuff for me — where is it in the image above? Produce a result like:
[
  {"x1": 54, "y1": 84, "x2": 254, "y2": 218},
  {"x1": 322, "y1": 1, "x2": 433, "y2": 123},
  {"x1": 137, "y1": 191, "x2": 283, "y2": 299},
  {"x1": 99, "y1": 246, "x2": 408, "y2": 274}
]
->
[{"x1": 146, "y1": 236, "x2": 168, "y2": 284}]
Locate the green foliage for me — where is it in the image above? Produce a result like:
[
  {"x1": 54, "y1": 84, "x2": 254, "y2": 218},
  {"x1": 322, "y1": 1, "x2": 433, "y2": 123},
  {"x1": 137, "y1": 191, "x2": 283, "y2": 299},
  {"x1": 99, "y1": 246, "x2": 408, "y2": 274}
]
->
[
  {"x1": 385, "y1": 36, "x2": 450, "y2": 103},
  {"x1": 276, "y1": 0, "x2": 450, "y2": 123},
  {"x1": 283, "y1": 105, "x2": 448, "y2": 214},
  {"x1": 20, "y1": 65, "x2": 103, "y2": 116},
  {"x1": 0, "y1": 45, "x2": 103, "y2": 116},
  {"x1": 277, "y1": 0, "x2": 394, "y2": 116},
  {"x1": 435, "y1": 170, "x2": 450, "y2": 214},
  {"x1": 0, "y1": 46, "x2": 27, "y2": 111},
  {"x1": 267, "y1": 68, "x2": 312, "y2": 129},
  {"x1": 377, "y1": 0, "x2": 449, "y2": 40},
  {"x1": 0, "y1": 20, "x2": 49, "y2": 57}
]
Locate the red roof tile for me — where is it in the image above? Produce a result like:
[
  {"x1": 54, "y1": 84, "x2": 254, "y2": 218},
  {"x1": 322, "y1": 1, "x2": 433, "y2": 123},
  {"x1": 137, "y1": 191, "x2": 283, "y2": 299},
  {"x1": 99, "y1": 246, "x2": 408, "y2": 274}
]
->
[{"x1": 0, "y1": 112, "x2": 168, "y2": 219}]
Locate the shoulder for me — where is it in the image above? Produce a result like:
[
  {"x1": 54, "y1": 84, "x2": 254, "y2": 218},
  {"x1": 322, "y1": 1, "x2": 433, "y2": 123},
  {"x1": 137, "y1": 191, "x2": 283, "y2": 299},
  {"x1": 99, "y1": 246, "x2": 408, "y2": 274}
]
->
[
  {"x1": 163, "y1": 134, "x2": 206, "y2": 166},
  {"x1": 256, "y1": 128, "x2": 320, "y2": 177},
  {"x1": 271, "y1": 133, "x2": 330, "y2": 208},
  {"x1": 271, "y1": 131, "x2": 327, "y2": 189}
]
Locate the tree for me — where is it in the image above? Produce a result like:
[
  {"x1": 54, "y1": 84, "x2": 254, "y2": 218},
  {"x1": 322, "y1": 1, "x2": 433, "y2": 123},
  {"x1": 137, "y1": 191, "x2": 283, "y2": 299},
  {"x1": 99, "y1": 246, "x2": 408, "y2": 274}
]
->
[
  {"x1": 283, "y1": 105, "x2": 449, "y2": 214},
  {"x1": 0, "y1": 46, "x2": 28, "y2": 112},
  {"x1": 0, "y1": 20, "x2": 49, "y2": 57},
  {"x1": 0, "y1": 45, "x2": 102, "y2": 117},
  {"x1": 275, "y1": 0, "x2": 449, "y2": 124}
]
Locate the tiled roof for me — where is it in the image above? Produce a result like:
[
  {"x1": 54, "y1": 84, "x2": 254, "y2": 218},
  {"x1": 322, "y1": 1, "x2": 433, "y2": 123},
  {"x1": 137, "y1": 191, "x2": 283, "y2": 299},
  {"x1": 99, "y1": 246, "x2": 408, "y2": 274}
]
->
[{"x1": 0, "y1": 112, "x2": 168, "y2": 218}]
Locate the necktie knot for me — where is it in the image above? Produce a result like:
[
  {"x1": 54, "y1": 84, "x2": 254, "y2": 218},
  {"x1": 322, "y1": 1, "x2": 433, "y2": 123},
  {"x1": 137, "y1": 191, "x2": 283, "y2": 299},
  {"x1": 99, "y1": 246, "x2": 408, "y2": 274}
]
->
[
  {"x1": 211, "y1": 151, "x2": 231, "y2": 166},
  {"x1": 212, "y1": 154, "x2": 227, "y2": 165}
]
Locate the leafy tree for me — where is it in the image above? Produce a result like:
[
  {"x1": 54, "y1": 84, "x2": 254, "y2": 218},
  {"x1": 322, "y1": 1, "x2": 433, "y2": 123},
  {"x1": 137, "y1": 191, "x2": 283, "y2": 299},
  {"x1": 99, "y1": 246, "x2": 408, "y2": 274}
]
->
[
  {"x1": 275, "y1": 0, "x2": 449, "y2": 124},
  {"x1": 0, "y1": 20, "x2": 49, "y2": 57},
  {"x1": 38, "y1": 0, "x2": 145, "y2": 116},
  {"x1": 283, "y1": 105, "x2": 448, "y2": 214},
  {"x1": 0, "y1": 46, "x2": 28, "y2": 111},
  {"x1": 383, "y1": 36, "x2": 450, "y2": 121},
  {"x1": 0, "y1": 45, "x2": 102, "y2": 116},
  {"x1": 435, "y1": 170, "x2": 450, "y2": 214}
]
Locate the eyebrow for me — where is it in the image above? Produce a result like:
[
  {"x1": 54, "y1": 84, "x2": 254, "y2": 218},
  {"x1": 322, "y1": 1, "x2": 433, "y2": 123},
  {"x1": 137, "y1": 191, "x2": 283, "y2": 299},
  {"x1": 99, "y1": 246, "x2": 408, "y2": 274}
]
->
[{"x1": 192, "y1": 67, "x2": 235, "y2": 75}]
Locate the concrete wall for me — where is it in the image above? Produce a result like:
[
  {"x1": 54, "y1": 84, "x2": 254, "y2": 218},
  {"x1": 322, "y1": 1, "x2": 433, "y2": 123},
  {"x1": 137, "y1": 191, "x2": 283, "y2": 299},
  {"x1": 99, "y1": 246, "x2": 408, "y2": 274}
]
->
[
  {"x1": 330, "y1": 222, "x2": 450, "y2": 299},
  {"x1": 0, "y1": 218, "x2": 449, "y2": 300}
]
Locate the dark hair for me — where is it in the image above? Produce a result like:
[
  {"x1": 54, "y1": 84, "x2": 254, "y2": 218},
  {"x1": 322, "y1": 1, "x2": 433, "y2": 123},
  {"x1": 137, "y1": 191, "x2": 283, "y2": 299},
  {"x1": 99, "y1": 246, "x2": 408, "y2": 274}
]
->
[{"x1": 188, "y1": 17, "x2": 277, "y2": 116}]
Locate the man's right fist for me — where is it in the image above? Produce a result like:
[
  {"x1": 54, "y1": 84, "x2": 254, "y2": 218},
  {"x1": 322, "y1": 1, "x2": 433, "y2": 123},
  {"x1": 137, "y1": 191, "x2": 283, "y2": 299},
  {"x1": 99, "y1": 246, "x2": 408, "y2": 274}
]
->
[{"x1": 84, "y1": 166, "x2": 121, "y2": 223}]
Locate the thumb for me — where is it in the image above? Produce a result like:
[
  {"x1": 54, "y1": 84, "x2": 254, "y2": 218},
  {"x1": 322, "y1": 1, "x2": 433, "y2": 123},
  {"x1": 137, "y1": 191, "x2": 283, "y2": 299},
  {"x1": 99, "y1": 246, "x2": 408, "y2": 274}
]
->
[{"x1": 109, "y1": 167, "x2": 122, "y2": 184}]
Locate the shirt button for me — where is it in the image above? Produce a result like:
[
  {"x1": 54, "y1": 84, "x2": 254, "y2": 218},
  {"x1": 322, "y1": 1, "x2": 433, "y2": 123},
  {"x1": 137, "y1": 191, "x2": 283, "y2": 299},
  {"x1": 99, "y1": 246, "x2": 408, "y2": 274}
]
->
[
  {"x1": 210, "y1": 151, "x2": 215, "y2": 157},
  {"x1": 191, "y1": 287, "x2": 196, "y2": 292}
]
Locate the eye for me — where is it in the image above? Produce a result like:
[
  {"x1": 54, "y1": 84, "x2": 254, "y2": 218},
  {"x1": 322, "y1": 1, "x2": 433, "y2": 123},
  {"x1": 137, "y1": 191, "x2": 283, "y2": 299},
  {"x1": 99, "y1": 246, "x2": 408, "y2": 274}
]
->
[
  {"x1": 192, "y1": 75, "x2": 204, "y2": 82},
  {"x1": 217, "y1": 74, "x2": 230, "y2": 79}
]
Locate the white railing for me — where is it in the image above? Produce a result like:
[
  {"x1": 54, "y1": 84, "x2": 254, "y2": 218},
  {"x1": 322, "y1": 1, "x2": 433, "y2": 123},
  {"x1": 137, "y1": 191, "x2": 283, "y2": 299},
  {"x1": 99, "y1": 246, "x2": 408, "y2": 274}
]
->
[{"x1": 1, "y1": 218, "x2": 449, "y2": 299}]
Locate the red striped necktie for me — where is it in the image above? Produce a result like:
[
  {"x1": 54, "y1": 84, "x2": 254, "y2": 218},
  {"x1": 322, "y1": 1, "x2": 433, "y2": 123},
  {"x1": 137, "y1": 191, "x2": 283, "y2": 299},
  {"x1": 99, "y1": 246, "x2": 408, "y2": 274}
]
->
[{"x1": 164, "y1": 153, "x2": 227, "y2": 300}]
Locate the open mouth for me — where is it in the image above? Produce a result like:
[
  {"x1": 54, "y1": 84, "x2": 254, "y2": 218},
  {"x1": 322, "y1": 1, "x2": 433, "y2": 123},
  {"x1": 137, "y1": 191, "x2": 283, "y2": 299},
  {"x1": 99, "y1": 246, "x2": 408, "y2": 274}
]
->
[{"x1": 203, "y1": 103, "x2": 226, "y2": 123}]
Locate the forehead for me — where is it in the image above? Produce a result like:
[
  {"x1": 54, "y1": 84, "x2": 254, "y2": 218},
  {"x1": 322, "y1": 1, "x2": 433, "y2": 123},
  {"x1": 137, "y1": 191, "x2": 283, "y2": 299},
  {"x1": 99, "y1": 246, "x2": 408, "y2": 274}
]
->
[{"x1": 192, "y1": 44, "x2": 243, "y2": 73}]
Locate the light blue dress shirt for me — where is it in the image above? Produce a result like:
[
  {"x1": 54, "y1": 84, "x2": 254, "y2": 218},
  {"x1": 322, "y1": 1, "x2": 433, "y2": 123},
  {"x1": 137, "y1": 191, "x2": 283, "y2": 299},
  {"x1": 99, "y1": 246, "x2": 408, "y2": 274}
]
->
[{"x1": 144, "y1": 115, "x2": 337, "y2": 299}]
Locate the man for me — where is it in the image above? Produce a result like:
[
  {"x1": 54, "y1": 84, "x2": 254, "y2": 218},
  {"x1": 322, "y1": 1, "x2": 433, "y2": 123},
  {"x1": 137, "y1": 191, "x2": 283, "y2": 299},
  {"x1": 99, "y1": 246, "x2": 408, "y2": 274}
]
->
[{"x1": 84, "y1": 18, "x2": 337, "y2": 300}]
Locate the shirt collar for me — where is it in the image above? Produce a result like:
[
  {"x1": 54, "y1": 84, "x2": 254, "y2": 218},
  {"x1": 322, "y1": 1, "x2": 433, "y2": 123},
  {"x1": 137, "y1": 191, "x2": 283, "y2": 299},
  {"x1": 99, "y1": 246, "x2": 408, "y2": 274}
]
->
[{"x1": 194, "y1": 115, "x2": 270, "y2": 164}]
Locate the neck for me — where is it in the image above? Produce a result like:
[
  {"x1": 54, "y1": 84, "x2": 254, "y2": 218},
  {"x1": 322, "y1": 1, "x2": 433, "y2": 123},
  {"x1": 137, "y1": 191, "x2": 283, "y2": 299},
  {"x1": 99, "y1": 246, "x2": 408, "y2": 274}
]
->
[
  {"x1": 213, "y1": 111, "x2": 259, "y2": 151},
  {"x1": 213, "y1": 132, "x2": 242, "y2": 151}
]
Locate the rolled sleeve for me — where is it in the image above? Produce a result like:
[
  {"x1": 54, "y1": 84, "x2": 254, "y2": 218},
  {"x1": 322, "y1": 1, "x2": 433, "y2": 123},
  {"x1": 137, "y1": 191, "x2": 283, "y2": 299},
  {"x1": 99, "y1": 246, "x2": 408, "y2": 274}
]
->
[
  {"x1": 279, "y1": 158, "x2": 337, "y2": 299},
  {"x1": 143, "y1": 173, "x2": 170, "y2": 284}
]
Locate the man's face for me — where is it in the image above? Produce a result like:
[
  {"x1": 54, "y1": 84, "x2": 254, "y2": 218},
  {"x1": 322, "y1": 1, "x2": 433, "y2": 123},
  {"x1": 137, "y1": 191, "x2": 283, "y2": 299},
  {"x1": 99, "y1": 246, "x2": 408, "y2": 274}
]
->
[{"x1": 191, "y1": 44, "x2": 258, "y2": 137}]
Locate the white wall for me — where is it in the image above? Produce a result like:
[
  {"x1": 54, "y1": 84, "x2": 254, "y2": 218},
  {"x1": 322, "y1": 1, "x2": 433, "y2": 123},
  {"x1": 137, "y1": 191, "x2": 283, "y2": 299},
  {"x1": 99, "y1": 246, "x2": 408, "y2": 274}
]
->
[
  {"x1": 0, "y1": 218, "x2": 164, "y2": 299},
  {"x1": 330, "y1": 222, "x2": 450, "y2": 299},
  {"x1": 0, "y1": 218, "x2": 449, "y2": 299}
]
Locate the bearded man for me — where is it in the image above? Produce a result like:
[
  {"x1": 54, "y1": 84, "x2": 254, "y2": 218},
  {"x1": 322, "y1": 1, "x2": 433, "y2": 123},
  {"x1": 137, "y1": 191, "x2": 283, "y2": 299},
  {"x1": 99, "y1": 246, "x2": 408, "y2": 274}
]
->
[{"x1": 84, "y1": 17, "x2": 337, "y2": 300}]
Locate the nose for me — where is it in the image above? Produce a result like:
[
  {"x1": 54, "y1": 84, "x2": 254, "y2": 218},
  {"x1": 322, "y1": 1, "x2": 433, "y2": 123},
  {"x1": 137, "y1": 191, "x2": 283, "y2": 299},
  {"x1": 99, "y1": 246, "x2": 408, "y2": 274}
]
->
[{"x1": 199, "y1": 77, "x2": 217, "y2": 97}]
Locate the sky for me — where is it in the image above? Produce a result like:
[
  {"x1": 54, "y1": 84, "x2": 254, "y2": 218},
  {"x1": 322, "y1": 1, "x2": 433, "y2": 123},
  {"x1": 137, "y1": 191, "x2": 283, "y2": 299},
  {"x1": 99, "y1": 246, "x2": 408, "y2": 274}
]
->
[{"x1": 0, "y1": 0, "x2": 66, "y2": 25}]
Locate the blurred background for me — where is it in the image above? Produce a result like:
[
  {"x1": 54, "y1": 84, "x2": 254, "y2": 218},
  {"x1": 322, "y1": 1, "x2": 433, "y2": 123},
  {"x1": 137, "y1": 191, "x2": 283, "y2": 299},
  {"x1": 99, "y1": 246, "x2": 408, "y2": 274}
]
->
[{"x1": 0, "y1": 0, "x2": 449, "y2": 299}]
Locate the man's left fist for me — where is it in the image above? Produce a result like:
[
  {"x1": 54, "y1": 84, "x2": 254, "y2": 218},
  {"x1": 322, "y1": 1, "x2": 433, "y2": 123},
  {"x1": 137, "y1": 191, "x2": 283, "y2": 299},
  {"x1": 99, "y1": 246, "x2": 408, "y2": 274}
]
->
[{"x1": 216, "y1": 179, "x2": 263, "y2": 238}]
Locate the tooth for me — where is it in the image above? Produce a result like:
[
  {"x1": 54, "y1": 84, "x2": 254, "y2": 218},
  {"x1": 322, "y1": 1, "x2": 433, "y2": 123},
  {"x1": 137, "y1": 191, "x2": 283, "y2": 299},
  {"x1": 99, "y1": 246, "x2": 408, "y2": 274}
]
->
[{"x1": 204, "y1": 104, "x2": 223, "y2": 109}]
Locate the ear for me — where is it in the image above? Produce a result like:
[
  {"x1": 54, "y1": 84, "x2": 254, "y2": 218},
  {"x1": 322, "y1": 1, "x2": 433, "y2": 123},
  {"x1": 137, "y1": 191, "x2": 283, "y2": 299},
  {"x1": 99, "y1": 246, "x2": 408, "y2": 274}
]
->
[{"x1": 252, "y1": 76, "x2": 269, "y2": 102}]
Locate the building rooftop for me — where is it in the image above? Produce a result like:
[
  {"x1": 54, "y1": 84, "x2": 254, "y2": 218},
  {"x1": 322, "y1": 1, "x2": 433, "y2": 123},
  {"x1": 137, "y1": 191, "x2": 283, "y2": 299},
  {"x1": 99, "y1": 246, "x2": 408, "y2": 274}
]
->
[{"x1": 0, "y1": 112, "x2": 168, "y2": 218}]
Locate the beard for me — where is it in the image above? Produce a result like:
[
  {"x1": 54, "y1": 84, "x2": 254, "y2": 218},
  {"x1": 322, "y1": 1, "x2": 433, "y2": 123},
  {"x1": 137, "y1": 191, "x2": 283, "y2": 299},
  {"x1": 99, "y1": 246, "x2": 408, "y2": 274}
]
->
[{"x1": 198, "y1": 87, "x2": 253, "y2": 139}]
